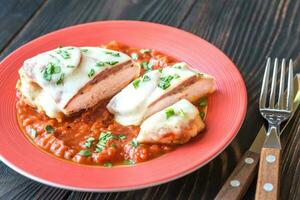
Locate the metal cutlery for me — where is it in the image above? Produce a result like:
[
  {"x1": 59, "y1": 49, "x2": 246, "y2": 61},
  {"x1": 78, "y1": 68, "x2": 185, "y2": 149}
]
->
[
  {"x1": 215, "y1": 59, "x2": 299, "y2": 200},
  {"x1": 255, "y1": 58, "x2": 293, "y2": 199}
]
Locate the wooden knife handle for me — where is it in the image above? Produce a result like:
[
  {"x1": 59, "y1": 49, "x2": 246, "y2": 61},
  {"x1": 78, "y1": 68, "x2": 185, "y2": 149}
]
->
[
  {"x1": 255, "y1": 147, "x2": 280, "y2": 200},
  {"x1": 214, "y1": 151, "x2": 260, "y2": 200}
]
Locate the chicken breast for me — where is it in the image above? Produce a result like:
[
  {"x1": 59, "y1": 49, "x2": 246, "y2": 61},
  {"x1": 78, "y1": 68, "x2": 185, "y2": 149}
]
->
[
  {"x1": 137, "y1": 99, "x2": 205, "y2": 144},
  {"x1": 17, "y1": 46, "x2": 140, "y2": 119},
  {"x1": 107, "y1": 62, "x2": 216, "y2": 126}
]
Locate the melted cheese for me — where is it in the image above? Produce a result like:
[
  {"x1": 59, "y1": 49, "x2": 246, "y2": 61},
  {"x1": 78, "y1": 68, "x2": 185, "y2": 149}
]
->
[
  {"x1": 107, "y1": 62, "x2": 201, "y2": 125},
  {"x1": 136, "y1": 99, "x2": 204, "y2": 144},
  {"x1": 19, "y1": 46, "x2": 132, "y2": 118}
]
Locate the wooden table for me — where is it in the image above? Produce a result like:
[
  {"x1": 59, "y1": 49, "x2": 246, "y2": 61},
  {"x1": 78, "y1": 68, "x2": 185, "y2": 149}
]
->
[{"x1": 1, "y1": 0, "x2": 299, "y2": 199}]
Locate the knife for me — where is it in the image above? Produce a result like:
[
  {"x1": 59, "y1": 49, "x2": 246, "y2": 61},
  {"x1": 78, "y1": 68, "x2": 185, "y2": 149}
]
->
[{"x1": 214, "y1": 74, "x2": 300, "y2": 200}]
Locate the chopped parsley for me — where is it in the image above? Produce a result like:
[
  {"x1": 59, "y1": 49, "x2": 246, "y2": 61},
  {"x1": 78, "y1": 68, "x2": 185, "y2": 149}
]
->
[
  {"x1": 142, "y1": 75, "x2": 151, "y2": 82},
  {"x1": 118, "y1": 134, "x2": 127, "y2": 140},
  {"x1": 43, "y1": 63, "x2": 61, "y2": 81},
  {"x1": 56, "y1": 73, "x2": 64, "y2": 85},
  {"x1": 173, "y1": 73, "x2": 180, "y2": 79},
  {"x1": 88, "y1": 69, "x2": 95, "y2": 77},
  {"x1": 165, "y1": 108, "x2": 175, "y2": 119},
  {"x1": 123, "y1": 160, "x2": 135, "y2": 165},
  {"x1": 140, "y1": 49, "x2": 151, "y2": 54},
  {"x1": 81, "y1": 49, "x2": 88, "y2": 52},
  {"x1": 30, "y1": 129, "x2": 37, "y2": 138},
  {"x1": 84, "y1": 137, "x2": 95, "y2": 148},
  {"x1": 174, "y1": 65, "x2": 183, "y2": 69},
  {"x1": 45, "y1": 125, "x2": 54, "y2": 133},
  {"x1": 95, "y1": 131, "x2": 114, "y2": 153},
  {"x1": 200, "y1": 111, "x2": 205, "y2": 119},
  {"x1": 105, "y1": 51, "x2": 120, "y2": 57},
  {"x1": 103, "y1": 162, "x2": 113, "y2": 167},
  {"x1": 105, "y1": 61, "x2": 119, "y2": 65},
  {"x1": 56, "y1": 49, "x2": 70, "y2": 59},
  {"x1": 131, "y1": 139, "x2": 139, "y2": 148},
  {"x1": 158, "y1": 75, "x2": 174, "y2": 90},
  {"x1": 158, "y1": 68, "x2": 163, "y2": 73},
  {"x1": 131, "y1": 53, "x2": 139, "y2": 60},
  {"x1": 196, "y1": 72, "x2": 203, "y2": 77},
  {"x1": 141, "y1": 61, "x2": 153, "y2": 72},
  {"x1": 199, "y1": 98, "x2": 207, "y2": 107},
  {"x1": 178, "y1": 109, "x2": 185, "y2": 117},
  {"x1": 67, "y1": 65, "x2": 75, "y2": 68},
  {"x1": 96, "y1": 62, "x2": 105, "y2": 67},
  {"x1": 79, "y1": 150, "x2": 91, "y2": 157},
  {"x1": 132, "y1": 79, "x2": 140, "y2": 89}
]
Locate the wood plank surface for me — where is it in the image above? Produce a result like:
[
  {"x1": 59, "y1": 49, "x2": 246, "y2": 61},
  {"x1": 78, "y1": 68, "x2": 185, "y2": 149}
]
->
[
  {"x1": 0, "y1": 0, "x2": 45, "y2": 52},
  {"x1": 0, "y1": 0, "x2": 300, "y2": 199}
]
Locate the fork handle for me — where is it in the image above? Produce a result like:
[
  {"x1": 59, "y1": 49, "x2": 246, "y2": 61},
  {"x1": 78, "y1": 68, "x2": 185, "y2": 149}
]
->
[
  {"x1": 255, "y1": 147, "x2": 280, "y2": 200},
  {"x1": 214, "y1": 150, "x2": 260, "y2": 200}
]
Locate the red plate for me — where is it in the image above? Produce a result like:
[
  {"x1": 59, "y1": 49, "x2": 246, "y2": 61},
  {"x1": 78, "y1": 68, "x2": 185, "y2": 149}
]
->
[{"x1": 0, "y1": 21, "x2": 247, "y2": 191}]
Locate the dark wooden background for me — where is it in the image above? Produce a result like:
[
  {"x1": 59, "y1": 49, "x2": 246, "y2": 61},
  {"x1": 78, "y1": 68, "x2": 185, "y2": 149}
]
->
[{"x1": 0, "y1": 0, "x2": 300, "y2": 199}]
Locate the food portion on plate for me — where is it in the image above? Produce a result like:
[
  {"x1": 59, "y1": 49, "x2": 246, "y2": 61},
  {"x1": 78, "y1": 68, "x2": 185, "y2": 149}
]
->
[
  {"x1": 17, "y1": 46, "x2": 139, "y2": 120},
  {"x1": 16, "y1": 41, "x2": 216, "y2": 167},
  {"x1": 107, "y1": 62, "x2": 216, "y2": 126},
  {"x1": 137, "y1": 99, "x2": 205, "y2": 144}
]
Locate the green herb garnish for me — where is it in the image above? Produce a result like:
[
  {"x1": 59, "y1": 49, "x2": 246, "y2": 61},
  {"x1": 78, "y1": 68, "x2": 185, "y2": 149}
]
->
[
  {"x1": 141, "y1": 61, "x2": 153, "y2": 72},
  {"x1": 200, "y1": 111, "x2": 205, "y2": 119},
  {"x1": 81, "y1": 49, "x2": 88, "y2": 52},
  {"x1": 118, "y1": 134, "x2": 127, "y2": 140},
  {"x1": 45, "y1": 125, "x2": 54, "y2": 133},
  {"x1": 105, "y1": 61, "x2": 119, "y2": 65},
  {"x1": 132, "y1": 79, "x2": 140, "y2": 89},
  {"x1": 56, "y1": 49, "x2": 70, "y2": 59},
  {"x1": 199, "y1": 98, "x2": 207, "y2": 107},
  {"x1": 96, "y1": 62, "x2": 105, "y2": 67},
  {"x1": 30, "y1": 129, "x2": 37, "y2": 138},
  {"x1": 123, "y1": 160, "x2": 135, "y2": 165},
  {"x1": 174, "y1": 65, "x2": 182, "y2": 69},
  {"x1": 79, "y1": 150, "x2": 91, "y2": 157},
  {"x1": 105, "y1": 51, "x2": 120, "y2": 57},
  {"x1": 142, "y1": 75, "x2": 151, "y2": 82},
  {"x1": 165, "y1": 108, "x2": 175, "y2": 119},
  {"x1": 173, "y1": 73, "x2": 180, "y2": 79},
  {"x1": 131, "y1": 139, "x2": 139, "y2": 148},
  {"x1": 158, "y1": 68, "x2": 163, "y2": 73},
  {"x1": 178, "y1": 109, "x2": 185, "y2": 117},
  {"x1": 103, "y1": 162, "x2": 113, "y2": 167},
  {"x1": 140, "y1": 49, "x2": 150, "y2": 54},
  {"x1": 56, "y1": 73, "x2": 64, "y2": 85},
  {"x1": 84, "y1": 137, "x2": 95, "y2": 148},
  {"x1": 131, "y1": 53, "x2": 139, "y2": 60},
  {"x1": 67, "y1": 65, "x2": 75, "y2": 68},
  {"x1": 88, "y1": 69, "x2": 95, "y2": 77},
  {"x1": 95, "y1": 131, "x2": 114, "y2": 153},
  {"x1": 158, "y1": 75, "x2": 174, "y2": 90},
  {"x1": 43, "y1": 63, "x2": 61, "y2": 81}
]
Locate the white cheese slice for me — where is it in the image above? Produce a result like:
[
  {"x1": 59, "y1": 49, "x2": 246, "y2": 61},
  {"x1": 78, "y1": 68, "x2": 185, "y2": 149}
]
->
[
  {"x1": 107, "y1": 62, "x2": 212, "y2": 126},
  {"x1": 137, "y1": 99, "x2": 205, "y2": 144},
  {"x1": 20, "y1": 46, "x2": 132, "y2": 118}
]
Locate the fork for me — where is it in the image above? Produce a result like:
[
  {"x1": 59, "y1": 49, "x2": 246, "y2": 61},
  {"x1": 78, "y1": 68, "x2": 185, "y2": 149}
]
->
[{"x1": 255, "y1": 58, "x2": 293, "y2": 200}]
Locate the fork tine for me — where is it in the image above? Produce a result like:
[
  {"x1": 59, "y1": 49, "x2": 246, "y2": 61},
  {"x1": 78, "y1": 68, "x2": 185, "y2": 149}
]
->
[
  {"x1": 278, "y1": 59, "x2": 285, "y2": 109},
  {"x1": 269, "y1": 58, "x2": 278, "y2": 109},
  {"x1": 287, "y1": 59, "x2": 294, "y2": 110},
  {"x1": 259, "y1": 58, "x2": 271, "y2": 109}
]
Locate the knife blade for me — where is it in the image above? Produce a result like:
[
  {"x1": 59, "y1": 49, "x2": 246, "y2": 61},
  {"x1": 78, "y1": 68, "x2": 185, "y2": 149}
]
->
[{"x1": 215, "y1": 74, "x2": 300, "y2": 200}]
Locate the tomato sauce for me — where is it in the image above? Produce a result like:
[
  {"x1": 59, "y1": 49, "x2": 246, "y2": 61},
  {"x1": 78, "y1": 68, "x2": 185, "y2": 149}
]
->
[{"x1": 16, "y1": 41, "x2": 183, "y2": 166}]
